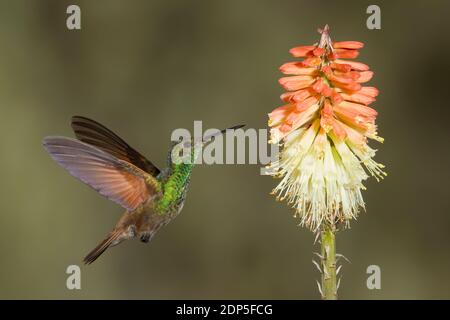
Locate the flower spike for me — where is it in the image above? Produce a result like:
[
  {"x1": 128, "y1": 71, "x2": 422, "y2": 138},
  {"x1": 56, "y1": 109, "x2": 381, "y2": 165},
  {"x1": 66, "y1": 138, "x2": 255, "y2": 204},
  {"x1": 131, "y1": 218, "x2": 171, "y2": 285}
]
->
[{"x1": 268, "y1": 25, "x2": 385, "y2": 231}]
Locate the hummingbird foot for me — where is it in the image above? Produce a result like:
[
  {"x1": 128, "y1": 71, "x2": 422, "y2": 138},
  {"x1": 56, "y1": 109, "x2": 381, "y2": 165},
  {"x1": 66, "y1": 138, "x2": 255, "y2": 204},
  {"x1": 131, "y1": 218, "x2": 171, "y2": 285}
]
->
[{"x1": 140, "y1": 232, "x2": 153, "y2": 243}]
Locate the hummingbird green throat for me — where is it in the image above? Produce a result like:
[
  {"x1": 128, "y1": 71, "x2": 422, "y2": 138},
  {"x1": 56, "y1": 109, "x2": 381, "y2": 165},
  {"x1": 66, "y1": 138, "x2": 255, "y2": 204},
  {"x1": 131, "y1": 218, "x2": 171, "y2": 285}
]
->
[{"x1": 43, "y1": 116, "x2": 244, "y2": 264}]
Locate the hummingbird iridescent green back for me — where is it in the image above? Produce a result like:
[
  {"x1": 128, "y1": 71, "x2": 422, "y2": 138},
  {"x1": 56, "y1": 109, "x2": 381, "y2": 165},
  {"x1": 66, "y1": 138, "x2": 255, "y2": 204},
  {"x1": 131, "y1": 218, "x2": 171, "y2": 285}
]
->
[{"x1": 43, "y1": 116, "x2": 243, "y2": 264}]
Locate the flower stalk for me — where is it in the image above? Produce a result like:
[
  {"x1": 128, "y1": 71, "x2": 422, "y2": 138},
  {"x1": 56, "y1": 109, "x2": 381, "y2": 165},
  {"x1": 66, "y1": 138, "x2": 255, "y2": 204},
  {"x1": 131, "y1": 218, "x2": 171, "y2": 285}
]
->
[{"x1": 320, "y1": 225, "x2": 337, "y2": 300}]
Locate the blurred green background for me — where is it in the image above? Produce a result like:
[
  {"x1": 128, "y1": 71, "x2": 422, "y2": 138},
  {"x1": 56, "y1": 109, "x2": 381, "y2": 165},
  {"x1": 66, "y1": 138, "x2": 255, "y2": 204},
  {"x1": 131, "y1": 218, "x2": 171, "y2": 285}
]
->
[{"x1": 0, "y1": 0, "x2": 449, "y2": 299}]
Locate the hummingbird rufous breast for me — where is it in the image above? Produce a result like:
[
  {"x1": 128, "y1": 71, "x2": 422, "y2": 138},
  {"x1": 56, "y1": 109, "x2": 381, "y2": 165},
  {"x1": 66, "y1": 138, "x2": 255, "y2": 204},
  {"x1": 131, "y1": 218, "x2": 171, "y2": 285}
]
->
[{"x1": 43, "y1": 116, "x2": 244, "y2": 264}]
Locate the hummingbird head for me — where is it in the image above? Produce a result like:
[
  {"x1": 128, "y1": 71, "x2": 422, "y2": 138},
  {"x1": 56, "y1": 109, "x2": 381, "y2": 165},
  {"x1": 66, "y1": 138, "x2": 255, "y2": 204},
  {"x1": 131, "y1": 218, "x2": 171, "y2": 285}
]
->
[{"x1": 169, "y1": 124, "x2": 245, "y2": 166}]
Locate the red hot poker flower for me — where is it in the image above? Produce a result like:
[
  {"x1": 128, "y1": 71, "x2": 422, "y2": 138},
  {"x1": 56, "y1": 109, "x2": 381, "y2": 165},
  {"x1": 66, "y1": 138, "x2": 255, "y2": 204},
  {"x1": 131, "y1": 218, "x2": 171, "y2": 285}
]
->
[{"x1": 268, "y1": 25, "x2": 386, "y2": 231}]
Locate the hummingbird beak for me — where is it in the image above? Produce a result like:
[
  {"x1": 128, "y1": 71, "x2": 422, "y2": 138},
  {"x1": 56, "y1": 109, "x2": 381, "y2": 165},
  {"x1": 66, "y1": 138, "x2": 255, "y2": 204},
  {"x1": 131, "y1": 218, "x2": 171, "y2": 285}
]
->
[
  {"x1": 182, "y1": 124, "x2": 246, "y2": 148},
  {"x1": 202, "y1": 124, "x2": 246, "y2": 143}
]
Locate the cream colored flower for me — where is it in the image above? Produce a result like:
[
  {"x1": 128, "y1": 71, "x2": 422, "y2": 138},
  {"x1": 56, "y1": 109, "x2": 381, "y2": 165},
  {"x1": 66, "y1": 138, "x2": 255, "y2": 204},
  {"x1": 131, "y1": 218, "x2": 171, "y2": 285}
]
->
[{"x1": 268, "y1": 26, "x2": 385, "y2": 231}]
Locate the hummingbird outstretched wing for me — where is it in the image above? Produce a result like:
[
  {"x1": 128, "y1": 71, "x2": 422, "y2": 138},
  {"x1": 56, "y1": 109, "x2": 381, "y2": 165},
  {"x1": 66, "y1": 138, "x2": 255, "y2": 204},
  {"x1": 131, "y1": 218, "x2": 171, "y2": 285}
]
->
[
  {"x1": 70, "y1": 116, "x2": 160, "y2": 177},
  {"x1": 43, "y1": 136, "x2": 162, "y2": 211}
]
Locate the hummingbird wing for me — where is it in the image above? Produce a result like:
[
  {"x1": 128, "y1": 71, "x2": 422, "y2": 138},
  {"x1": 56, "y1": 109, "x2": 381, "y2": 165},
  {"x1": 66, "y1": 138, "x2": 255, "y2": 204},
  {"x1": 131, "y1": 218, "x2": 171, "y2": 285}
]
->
[
  {"x1": 70, "y1": 116, "x2": 160, "y2": 177},
  {"x1": 43, "y1": 136, "x2": 162, "y2": 211}
]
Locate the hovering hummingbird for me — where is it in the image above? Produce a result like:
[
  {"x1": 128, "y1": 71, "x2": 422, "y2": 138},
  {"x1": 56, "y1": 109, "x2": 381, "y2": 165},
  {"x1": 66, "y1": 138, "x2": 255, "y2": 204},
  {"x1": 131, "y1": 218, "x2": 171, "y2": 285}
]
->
[{"x1": 43, "y1": 116, "x2": 244, "y2": 264}]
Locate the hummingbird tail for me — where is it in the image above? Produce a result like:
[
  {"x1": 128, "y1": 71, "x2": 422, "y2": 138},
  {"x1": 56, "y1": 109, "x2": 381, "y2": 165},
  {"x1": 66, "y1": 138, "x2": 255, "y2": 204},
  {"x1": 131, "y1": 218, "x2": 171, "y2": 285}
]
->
[{"x1": 83, "y1": 230, "x2": 122, "y2": 265}]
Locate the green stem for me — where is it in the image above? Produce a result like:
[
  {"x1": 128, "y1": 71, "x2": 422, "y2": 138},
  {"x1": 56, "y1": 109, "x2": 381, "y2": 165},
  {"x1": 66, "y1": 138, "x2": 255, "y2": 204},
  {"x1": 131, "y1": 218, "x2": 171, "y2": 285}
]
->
[{"x1": 320, "y1": 225, "x2": 337, "y2": 300}]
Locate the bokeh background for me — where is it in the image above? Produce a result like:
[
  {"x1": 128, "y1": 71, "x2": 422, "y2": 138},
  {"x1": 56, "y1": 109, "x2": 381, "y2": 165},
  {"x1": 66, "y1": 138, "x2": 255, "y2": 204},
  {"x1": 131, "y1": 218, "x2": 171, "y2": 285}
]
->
[{"x1": 0, "y1": 0, "x2": 449, "y2": 299}]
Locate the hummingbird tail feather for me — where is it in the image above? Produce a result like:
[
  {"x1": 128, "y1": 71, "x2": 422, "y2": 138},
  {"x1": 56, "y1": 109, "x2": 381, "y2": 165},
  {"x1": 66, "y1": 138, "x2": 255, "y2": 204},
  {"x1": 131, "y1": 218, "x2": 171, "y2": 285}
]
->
[{"x1": 83, "y1": 230, "x2": 122, "y2": 264}]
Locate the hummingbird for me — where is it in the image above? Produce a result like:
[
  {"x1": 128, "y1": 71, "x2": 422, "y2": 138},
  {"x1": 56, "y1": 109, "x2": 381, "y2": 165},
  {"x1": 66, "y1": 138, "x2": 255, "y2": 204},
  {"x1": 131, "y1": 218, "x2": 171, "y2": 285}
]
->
[{"x1": 43, "y1": 116, "x2": 244, "y2": 264}]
